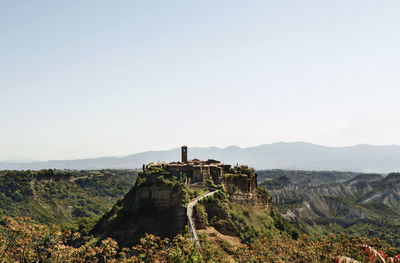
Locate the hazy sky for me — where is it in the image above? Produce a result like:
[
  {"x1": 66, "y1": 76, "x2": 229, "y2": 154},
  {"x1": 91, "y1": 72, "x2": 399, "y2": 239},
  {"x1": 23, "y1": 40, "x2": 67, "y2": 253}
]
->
[{"x1": 1, "y1": 1, "x2": 400, "y2": 161}]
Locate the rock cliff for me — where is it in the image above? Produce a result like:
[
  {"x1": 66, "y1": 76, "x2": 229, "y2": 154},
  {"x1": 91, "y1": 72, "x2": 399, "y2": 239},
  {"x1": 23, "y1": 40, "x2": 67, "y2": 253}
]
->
[
  {"x1": 91, "y1": 163, "x2": 277, "y2": 247},
  {"x1": 91, "y1": 176, "x2": 188, "y2": 247}
]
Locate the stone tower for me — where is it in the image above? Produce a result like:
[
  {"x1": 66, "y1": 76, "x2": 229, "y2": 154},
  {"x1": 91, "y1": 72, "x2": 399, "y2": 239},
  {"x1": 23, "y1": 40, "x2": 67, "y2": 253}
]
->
[{"x1": 181, "y1": 145, "x2": 188, "y2": 163}]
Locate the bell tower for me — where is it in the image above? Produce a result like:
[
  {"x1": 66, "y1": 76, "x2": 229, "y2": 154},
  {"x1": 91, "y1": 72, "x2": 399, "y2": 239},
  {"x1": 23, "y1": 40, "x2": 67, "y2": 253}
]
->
[{"x1": 181, "y1": 145, "x2": 188, "y2": 163}]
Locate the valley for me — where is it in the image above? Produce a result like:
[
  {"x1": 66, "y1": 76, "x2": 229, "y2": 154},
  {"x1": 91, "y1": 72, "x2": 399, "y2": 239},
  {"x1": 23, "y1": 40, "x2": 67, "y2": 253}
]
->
[
  {"x1": 0, "y1": 149, "x2": 399, "y2": 261},
  {"x1": 259, "y1": 170, "x2": 400, "y2": 248},
  {"x1": 0, "y1": 169, "x2": 138, "y2": 227}
]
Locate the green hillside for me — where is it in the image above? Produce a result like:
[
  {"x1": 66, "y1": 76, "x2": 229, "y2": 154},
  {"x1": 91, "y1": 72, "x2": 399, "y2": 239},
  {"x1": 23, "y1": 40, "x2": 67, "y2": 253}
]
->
[{"x1": 0, "y1": 169, "x2": 138, "y2": 226}]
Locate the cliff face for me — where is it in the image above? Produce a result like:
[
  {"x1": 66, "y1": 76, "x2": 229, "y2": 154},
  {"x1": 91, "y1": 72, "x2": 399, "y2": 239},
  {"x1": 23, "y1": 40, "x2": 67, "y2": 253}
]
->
[
  {"x1": 91, "y1": 165, "x2": 275, "y2": 247},
  {"x1": 92, "y1": 177, "x2": 188, "y2": 247},
  {"x1": 225, "y1": 173, "x2": 267, "y2": 207}
]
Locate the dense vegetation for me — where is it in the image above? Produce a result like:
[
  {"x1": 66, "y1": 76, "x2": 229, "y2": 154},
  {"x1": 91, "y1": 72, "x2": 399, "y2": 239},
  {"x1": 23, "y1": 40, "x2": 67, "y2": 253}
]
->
[
  {"x1": 1, "y1": 168, "x2": 399, "y2": 261},
  {"x1": 0, "y1": 169, "x2": 138, "y2": 226},
  {"x1": 1, "y1": 216, "x2": 399, "y2": 262}
]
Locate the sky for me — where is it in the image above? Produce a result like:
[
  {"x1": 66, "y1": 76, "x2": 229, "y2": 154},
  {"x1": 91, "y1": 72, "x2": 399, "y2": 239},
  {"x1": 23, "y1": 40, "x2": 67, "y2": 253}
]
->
[{"x1": 1, "y1": 0, "x2": 400, "y2": 161}]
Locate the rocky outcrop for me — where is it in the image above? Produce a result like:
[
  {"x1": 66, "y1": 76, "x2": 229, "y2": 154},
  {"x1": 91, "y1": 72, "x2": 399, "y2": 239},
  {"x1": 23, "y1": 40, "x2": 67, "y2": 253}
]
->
[
  {"x1": 225, "y1": 174, "x2": 258, "y2": 204},
  {"x1": 91, "y1": 178, "x2": 187, "y2": 247},
  {"x1": 91, "y1": 161, "x2": 273, "y2": 247}
]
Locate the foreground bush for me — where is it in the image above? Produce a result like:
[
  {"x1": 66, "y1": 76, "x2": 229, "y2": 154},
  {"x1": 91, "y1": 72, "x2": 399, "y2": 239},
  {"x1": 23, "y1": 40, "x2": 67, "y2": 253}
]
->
[
  {"x1": 0, "y1": 217, "x2": 201, "y2": 263},
  {"x1": 0, "y1": 216, "x2": 398, "y2": 262}
]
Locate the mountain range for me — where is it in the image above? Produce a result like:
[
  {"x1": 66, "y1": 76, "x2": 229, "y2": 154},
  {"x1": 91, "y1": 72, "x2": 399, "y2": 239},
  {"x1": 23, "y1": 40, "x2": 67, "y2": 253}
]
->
[{"x1": 2, "y1": 142, "x2": 400, "y2": 173}]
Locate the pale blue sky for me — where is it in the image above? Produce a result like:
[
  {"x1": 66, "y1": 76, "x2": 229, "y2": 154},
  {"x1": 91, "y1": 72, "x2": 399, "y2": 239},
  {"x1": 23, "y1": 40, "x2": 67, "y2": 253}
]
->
[{"x1": 1, "y1": 0, "x2": 400, "y2": 161}]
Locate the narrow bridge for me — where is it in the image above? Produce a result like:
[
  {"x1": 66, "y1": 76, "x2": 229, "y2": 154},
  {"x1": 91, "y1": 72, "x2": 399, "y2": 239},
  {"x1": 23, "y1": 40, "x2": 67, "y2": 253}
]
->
[{"x1": 187, "y1": 189, "x2": 219, "y2": 254}]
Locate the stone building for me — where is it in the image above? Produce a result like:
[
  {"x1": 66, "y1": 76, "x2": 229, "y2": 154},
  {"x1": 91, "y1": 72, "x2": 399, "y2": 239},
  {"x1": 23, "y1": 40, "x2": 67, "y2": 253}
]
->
[
  {"x1": 147, "y1": 146, "x2": 228, "y2": 184},
  {"x1": 146, "y1": 146, "x2": 258, "y2": 195}
]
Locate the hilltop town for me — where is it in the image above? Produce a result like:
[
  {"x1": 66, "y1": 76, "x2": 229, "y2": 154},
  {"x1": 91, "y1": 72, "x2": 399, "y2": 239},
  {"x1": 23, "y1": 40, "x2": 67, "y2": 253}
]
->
[
  {"x1": 145, "y1": 146, "x2": 258, "y2": 201},
  {"x1": 90, "y1": 146, "x2": 275, "y2": 247}
]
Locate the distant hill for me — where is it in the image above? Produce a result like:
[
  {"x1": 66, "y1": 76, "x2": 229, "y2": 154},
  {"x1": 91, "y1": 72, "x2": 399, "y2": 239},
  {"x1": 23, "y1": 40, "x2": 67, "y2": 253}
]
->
[
  {"x1": 2, "y1": 142, "x2": 400, "y2": 173},
  {"x1": 257, "y1": 169, "x2": 360, "y2": 186}
]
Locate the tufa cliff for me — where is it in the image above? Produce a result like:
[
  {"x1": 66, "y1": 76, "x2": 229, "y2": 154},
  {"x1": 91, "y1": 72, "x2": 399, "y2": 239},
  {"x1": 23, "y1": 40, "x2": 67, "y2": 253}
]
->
[
  {"x1": 91, "y1": 171, "x2": 188, "y2": 247},
  {"x1": 90, "y1": 146, "x2": 279, "y2": 247}
]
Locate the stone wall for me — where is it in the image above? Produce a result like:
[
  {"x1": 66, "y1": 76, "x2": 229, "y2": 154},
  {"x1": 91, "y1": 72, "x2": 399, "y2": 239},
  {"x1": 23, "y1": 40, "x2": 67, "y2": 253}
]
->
[
  {"x1": 225, "y1": 174, "x2": 257, "y2": 194},
  {"x1": 147, "y1": 161, "x2": 225, "y2": 186}
]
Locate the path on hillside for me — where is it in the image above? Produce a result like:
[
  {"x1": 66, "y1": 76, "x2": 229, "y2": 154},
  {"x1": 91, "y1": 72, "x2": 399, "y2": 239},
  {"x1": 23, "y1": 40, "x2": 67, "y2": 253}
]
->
[{"x1": 187, "y1": 189, "x2": 219, "y2": 254}]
